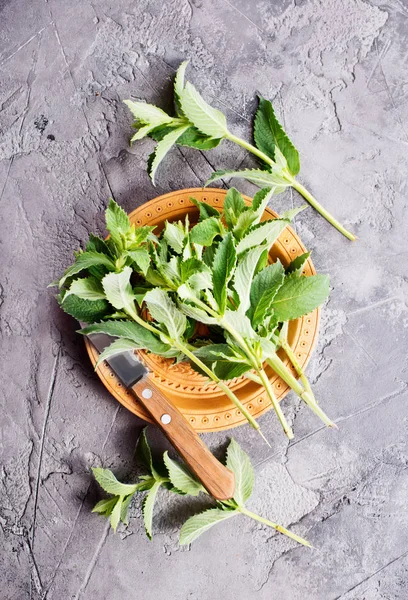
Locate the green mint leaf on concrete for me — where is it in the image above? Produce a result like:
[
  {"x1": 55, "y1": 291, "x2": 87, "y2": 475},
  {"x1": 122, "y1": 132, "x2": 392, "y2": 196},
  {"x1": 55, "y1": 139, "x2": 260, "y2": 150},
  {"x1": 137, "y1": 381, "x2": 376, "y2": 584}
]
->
[
  {"x1": 163, "y1": 452, "x2": 204, "y2": 496},
  {"x1": 102, "y1": 267, "x2": 136, "y2": 315},
  {"x1": 223, "y1": 187, "x2": 247, "y2": 228},
  {"x1": 149, "y1": 125, "x2": 190, "y2": 185},
  {"x1": 120, "y1": 493, "x2": 134, "y2": 525},
  {"x1": 136, "y1": 429, "x2": 164, "y2": 482},
  {"x1": 179, "y1": 508, "x2": 236, "y2": 545},
  {"x1": 180, "y1": 81, "x2": 228, "y2": 138},
  {"x1": 176, "y1": 127, "x2": 222, "y2": 150},
  {"x1": 128, "y1": 247, "x2": 150, "y2": 276},
  {"x1": 124, "y1": 99, "x2": 174, "y2": 128},
  {"x1": 65, "y1": 277, "x2": 106, "y2": 301},
  {"x1": 190, "y1": 216, "x2": 223, "y2": 246},
  {"x1": 144, "y1": 288, "x2": 187, "y2": 341},
  {"x1": 205, "y1": 169, "x2": 289, "y2": 194},
  {"x1": 286, "y1": 251, "x2": 311, "y2": 276},
  {"x1": 92, "y1": 468, "x2": 138, "y2": 496},
  {"x1": 92, "y1": 497, "x2": 119, "y2": 516},
  {"x1": 110, "y1": 495, "x2": 124, "y2": 532},
  {"x1": 58, "y1": 251, "x2": 115, "y2": 287},
  {"x1": 270, "y1": 274, "x2": 330, "y2": 322},
  {"x1": 254, "y1": 96, "x2": 300, "y2": 176},
  {"x1": 279, "y1": 205, "x2": 307, "y2": 221},
  {"x1": 225, "y1": 439, "x2": 254, "y2": 506},
  {"x1": 142, "y1": 481, "x2": 162, "y2": 540},
  {"x1": 174, "y1": 59, "x2": 188, "y2": 116},
  {"x1": 212, "y1": 232, "x2": 237, "y2": 315},
  {"x1": 248, "y1": 261, "x2": 285, "y2": 329},
  {"x1": 58, "y1": 295, "x2": 110, "y2": 323}
]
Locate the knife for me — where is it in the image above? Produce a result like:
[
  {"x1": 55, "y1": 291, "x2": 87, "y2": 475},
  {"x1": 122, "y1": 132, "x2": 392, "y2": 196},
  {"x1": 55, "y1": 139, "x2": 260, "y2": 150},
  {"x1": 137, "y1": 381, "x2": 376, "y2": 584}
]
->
[{"x1": 84, "y1": 329, "x2": 235, "y2": 501}]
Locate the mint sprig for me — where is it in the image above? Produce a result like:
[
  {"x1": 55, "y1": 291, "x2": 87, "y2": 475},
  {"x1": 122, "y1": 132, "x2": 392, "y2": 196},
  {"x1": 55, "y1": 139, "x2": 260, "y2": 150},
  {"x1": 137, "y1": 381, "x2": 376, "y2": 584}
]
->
[{"x1": 124, "y1": 62, "x2": 356, "y2": 241}]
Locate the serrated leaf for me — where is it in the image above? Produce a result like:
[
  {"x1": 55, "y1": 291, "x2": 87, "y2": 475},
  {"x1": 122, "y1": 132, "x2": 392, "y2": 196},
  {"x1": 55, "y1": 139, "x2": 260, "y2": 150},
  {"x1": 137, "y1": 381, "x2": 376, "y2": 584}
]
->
[
  {"x1": 236, "y1": 219, "x2": 290, "y2": 255},
  {"x1": 163, "y1": 221, "x2": 185, "y2": 254},
  {"x1": 86, "y1": 233, "x2": 113, "y2": 257},
  {"x1": 187, "y1": 270, "x2": 212, "y2": 290},
  {"x1": 102, "y1": 267, "x2": 135, "y2": 314},
  {"x1": 136, "y1": 429, "x2": 155, "y2": 474},
  {"x1": 163, "y1": 452, "x2": 204, "y2": 496},
  {"x1": 142, "y1": 480, "x2": 162, "y2": 540},
  {"x1": 149, "y1": 125, "x2": 189, "y2": 185},
  {"x1": 190, "y1": 197, "x2": 220, "y2": 221},
  {"x1": 110, "y1": 496, "x2": 123, "y2": 532},
  {"x1": 124, "y1": 99, "x2": 174, "y2": 127},
  {"x1": 144, "y1": 288, "x2": 187, "y2": 341},
  {"x1": 95, "y1": 338, "x2": 140, "y2": 367},
  {"x1": 128, "y1": 247, "x2": 150, "y2": 276},
  {"x1": 105, "y1": 199, "x2": 131, "y2": 249},
  {"x1": 226, "y1": 439, "x2": 254, "y2": 506},
  {"x1": 180, "y1": 258, "x2": 210, "y2": 283},
  {"x1": 212, "y1": 233, "x2": 236, "y2": 315},
  {"x1": 270, "y1": 274, "x2": 330, "y2": 322},
  {"x1": 177, "y1": 127, "x2": 222, "y2": 150},
  {"x1": 233, "y1": 210, "x2": 258, "y2": 241},
  {"x1": 179, "y1": 508, "x2": 236, "y2": 545},
  {"x1": 248, "y1": 260, "x2": 285, "y2": 329},
  {"x1": 59, "y1": 251, "x2": 116, "y2": 287},
  {"x1": 190, "y1": 217, "x2": 223, "y2": 246},
  {"x1": 279, "y1": 205, "x2": 306, "y2": 221},
  {"x1": 213, "y1": 360, "x2": 251, "y2": 380},
  {"x1": 223, "y1": 187, "x2": 247, "y2": 228},
  {"x1": 181, "y1": 81, "x2": 228, "y2": 138},
  {"x1": 205, "y1": 169, "x2": 289, "y2": 194},
  {"x1": 59, "y1": 295, "x2": 110, "y2": 323},
  {"x1": 174, "y1": 60, "x2": 188, "y2": 115},
  {"x1": 254, "y1": 96, "x2": 300, "y2": 175},
  {"x1": 223, "y1": 310, "x2": 257, "y2": 340},
  {"x1": 130, "y1": 124, "x2": 158, "y2": 142},
  {"x1": 92, "y1": 468, "x2": 138, "y2": 496},
  {"x1": 92, "y1": 497, "x2": 119, "y2": 516},
  {"x1": 120, "y1": 493, "x2": 134, "y2": 525},
  {"x1": 65, "y1": 277, "x2": 106, "y2": 301},
  {"x1": 79, "y1": 320, "x2": 177, "y2": 357},
  {"x1": 252, "y1": 187, "x2": 275, "y2": 224},
  {"x1": 178, "y1": 299, "x2": 218, "y2": 325},
  {"x1": 233, "y1": 245, "x2": 267, "y2": 314},
  {"x1": 286, "y1": 251, "x2": 311, "y2": 276}
]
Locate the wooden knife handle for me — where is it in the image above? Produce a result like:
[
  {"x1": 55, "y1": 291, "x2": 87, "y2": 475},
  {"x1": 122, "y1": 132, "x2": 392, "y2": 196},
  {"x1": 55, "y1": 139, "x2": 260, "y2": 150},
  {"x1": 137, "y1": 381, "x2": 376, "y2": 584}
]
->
[{"x1": 131, "y1": 377, "x2": 235, "y2": 501}]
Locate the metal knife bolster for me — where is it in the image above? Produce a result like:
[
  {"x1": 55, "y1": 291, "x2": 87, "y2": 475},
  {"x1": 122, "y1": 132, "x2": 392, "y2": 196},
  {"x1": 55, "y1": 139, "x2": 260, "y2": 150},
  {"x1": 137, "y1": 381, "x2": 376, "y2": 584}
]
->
[{"x1": 85, "y1": 331, "x2": 149, "y2": 387}]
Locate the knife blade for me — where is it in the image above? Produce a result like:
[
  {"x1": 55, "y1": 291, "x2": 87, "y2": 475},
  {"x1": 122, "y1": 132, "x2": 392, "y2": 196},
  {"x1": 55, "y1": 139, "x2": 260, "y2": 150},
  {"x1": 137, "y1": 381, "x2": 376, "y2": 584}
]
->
[{"x1": 82, "y1": 325, "x2": 235, "y2": 501}]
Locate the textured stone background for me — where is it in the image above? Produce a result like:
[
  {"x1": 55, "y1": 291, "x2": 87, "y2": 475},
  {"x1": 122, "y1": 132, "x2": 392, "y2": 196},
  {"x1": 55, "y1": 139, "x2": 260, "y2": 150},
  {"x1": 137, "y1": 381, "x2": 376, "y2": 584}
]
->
[{"x1": 1, "y1": 0, "x2": 407, "y2": 598}]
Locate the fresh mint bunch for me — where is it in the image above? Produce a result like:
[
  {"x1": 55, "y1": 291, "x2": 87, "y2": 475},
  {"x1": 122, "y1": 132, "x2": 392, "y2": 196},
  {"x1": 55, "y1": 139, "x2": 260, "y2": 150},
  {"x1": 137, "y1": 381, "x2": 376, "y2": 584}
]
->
[
  {"x1": 92, "y1": 429, "x2": 311, "y2": 547},
  {"x1": 124, "y1": 61, "x2": 356, "y2": 241},
  {"x1": 53, "y1": 190, "x2": 334, "y2": 441}
]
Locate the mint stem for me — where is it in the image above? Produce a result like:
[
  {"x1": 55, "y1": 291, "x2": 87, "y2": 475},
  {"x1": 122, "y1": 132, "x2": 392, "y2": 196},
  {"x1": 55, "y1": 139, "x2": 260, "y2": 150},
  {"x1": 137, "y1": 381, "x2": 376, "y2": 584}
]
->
[
  {"x1": 225, "y1": 132, "x2": 356, "y2": 241},
  {"x1": 278, "y1": 323, "x2": 316, "y2": 402},
  {"x1": 237, "y1": 506, "x2": 311, "y2": 547},
  {"x1": 256, "y1": 368, "x2": 293, "y2": 440}
]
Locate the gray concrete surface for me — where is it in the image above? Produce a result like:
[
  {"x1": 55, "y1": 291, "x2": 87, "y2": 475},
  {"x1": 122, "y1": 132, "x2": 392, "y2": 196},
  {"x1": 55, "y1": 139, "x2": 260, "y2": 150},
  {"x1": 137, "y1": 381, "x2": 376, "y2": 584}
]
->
[{"x1": 1, "y1": 0, "x2": 407, "y2": 598}]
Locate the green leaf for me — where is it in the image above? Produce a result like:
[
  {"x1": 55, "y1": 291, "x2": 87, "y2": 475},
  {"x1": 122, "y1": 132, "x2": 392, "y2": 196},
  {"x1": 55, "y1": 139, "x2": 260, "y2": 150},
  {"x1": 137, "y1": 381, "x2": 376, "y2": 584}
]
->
[
  {"x1": 280, "y1": 205, "x2": 307, "y2": 221},
  {"x1": 102, "y1": 267, "x2": 135, "y2": 313},
  {"x1": 190, "y1": 197, "x2": 220, "y2": 220},
  {"x1": 236, "y1": 219, "x2": 290, "y2": 255},
  {"x1": 120, "y1": 493, "x2": 134, "y2": 525},
  {"x1": 110, "y1": 496, "x2": 123, "y2": 532},
  {"x1": 142, "y1": 481, "x2": 162, "y2": 540},
  {"x1": 105, "y1": 199, "x2": 131, "y2": 248},
  {"x1": 180, "y1": 258, "x2": 210, "y2": 284},
  {"x1": 163, "y1": 221, "x2": 185, "y2": 254},
  {"x1": 205, "y1": 169, "x2": 289, "y2": 194},
  {"x1": 128, "y1": 247, "x2": 150, "y2": 276},
  {"x1": 212, "y1": 233, "x2": 236, "y2": 315},
  {"x1": 58, "y1": 251, "x2": 116, "y2": 287},
  {"x1": 223, "y1": 187, "x2": 247, "y2": 228},
  {"x1": 178, "y1": 299, "x2": 218, "y2": 325},
  {"x1": 130, "y1": 124, "x2": 159, "y2": 142},
  {"x1": 190, "y1": 217, "x2": 223, "y2": 246},
  {"x1": 286, "y1": 251, "x2": 311, "y2": 276},
  {"x1": 79, "y1": 320, "x2": 177, "y2": 357},
  {"x1": 58, "y1": 294, "x2": 110, "y2": 323},
  {"x1": 180, "y1": 82, "x2": 228, "y2": 138},
  {"x1": 252, "y1": 187, "x2": 275, "y2": 224},
  {"x1": 233, "y1": 246, "x2": 267, "y2": 314},
  {"x1": 163, "y1": 452, "x2": 204, "y2": 496},
  {"x1": 149, "y1": 125, "x2": 190, "y2": 185},
  {"x1": 144, "y1": 288, "x2": 187, "y2": 341},
  {"x1": 86, "y1": 233, "x2": 113, "y2": 257},
  {"x1": 177, "y1": 127, "x2": 222, "y2": 150},
  {"x1": 92, "y1": 468, "x2": 138, "y2": 496},
  {"x1": 226, "y1": 439, "x2": 254, "y2": 506},
  {"x1": 270, "y1": 274, "x2": 330, "y2": 322},
  {"x1": 65, "y1": 277, "x2": 106, "y2": 301},
  {"x1": 179, "y1": 508, "x2": 236, "y2": 545},
  {"x1": 124, "y1": 99, "x2": 174, "y2": 127},
  {"x1": 248, "y1": 260, "x2": 285, "y2": 329},
  {"x1": 254, "y1": 96, "x2": 300, "y2": 176},
  {"x1": 95, "y1": 338, "x2": 140, "y2": 367},
  {"x1": 233, "y1": 210, "x2": 258, "y2": 241},
  {"x1": 136, "y1": 429, "x2": 156, "y2": 475},
  {"x1": 174, "y1": 60, "x2": 188, "y2": 115},
  {"x1": 92, "y1": 497, "x2": 119, "y2": 516}
]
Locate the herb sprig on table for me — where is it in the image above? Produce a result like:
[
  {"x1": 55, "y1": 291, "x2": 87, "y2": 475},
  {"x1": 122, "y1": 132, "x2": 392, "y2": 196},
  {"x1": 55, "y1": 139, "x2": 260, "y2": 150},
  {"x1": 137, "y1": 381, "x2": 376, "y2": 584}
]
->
[
  {"x1": 124, "y1": 61, "x2": 356, "y2": 241},
  {"x1": 92, "y1": 428, "x2": 311, "y2": 547},
  {"x1": 53, "y1": 190, "x2": 334, "y2": 443}
]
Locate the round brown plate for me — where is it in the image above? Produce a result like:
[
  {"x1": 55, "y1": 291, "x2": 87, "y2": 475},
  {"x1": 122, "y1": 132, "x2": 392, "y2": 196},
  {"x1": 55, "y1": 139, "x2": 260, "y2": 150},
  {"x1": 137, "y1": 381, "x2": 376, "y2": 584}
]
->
[{"x1": 85, "y1": 188, "x2": 320, "y2": 432}]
